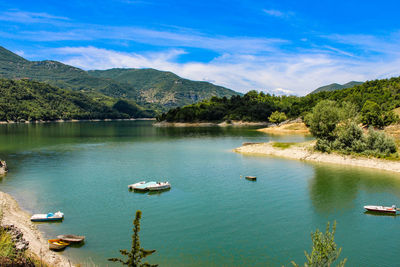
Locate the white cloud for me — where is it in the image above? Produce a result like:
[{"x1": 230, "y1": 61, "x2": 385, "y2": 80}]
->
[
  {"x1": 0, "y1": 10, "x2": 69, "y2": 24},
  {"x1": 263, "y1": 9, "x2": 285, "y2": 17},
  {"x1": 51, "y1": 45, "x2": 400, "y2": 95}
]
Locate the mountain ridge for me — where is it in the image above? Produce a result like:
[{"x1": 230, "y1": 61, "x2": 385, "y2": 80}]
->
[
  {"x1": 0, "y1": 46, "x2": 239, "y2": 111},
  {"x1": 310, "y1": 81, "x2": 363, "y2": 94}
]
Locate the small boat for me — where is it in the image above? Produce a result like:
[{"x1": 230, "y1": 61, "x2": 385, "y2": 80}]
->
[
  {"x1": 48, "y1": 239, "x2": 70, "y2": 250},
  {"x1": 57, "y1": 234, "x2": 85, "y2": 243},
  {"x1": 245, "y1": 176, "x2": 257, "y2": 181},
  {"x1": 128, "y1": 181, "x2": 146, "y2": 189},
  {"x1": 31, "y1": 211, "x2": 64, "y2": 222},
  {"x1": 364, "y1": 205, "x2": 397, "y2": 214},
  {"x1": 129, "y1": 181, "x2": 157, "y2": 191},
  {"x1": 147, "y1": 181, "x2": 171, "y2": 191}
]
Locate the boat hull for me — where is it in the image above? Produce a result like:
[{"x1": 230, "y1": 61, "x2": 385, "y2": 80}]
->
[
  {"x1": 48, "y1": 239, "x2": 70, "y2": 250},
  {"x1": 31, "y1": 217, "x2": 63, "y2": 222},
  {"x1": 363, "y1": 205, "x2": 397, "y2": 214},
  {"x1": 57, "y1": 235, "x2": 85, "y2": 243}
]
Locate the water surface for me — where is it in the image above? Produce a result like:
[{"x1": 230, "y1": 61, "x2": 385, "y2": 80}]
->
[{"x1": 0, "y1": 121, "x2": 399, "y2": 266}]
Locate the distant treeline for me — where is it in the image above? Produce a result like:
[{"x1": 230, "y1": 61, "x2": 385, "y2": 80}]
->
[
  {"x1": 158, "y1": 77, "x2": 400, "y2": 127},
  {"x1": 0, "y1": 79, "x2": 155, "y2": 121}
]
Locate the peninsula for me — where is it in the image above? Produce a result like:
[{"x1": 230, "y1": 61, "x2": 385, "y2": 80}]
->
[{"x1": 234, "y1": 141, "x2": 400, "y2": 173}]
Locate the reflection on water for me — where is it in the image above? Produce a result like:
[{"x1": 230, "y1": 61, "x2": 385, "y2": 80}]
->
[{"x1": 309, "y1": 163, "x2": 400, "y2": 213}]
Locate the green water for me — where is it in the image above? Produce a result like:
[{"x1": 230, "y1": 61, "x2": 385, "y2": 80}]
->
[{"x1": 0, "y1": 121, "x2": 400, "y2": 266}]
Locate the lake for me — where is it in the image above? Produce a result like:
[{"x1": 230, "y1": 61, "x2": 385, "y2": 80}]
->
[{"x1": 0, "y1": 121, "x2": 399, "y2": 266}]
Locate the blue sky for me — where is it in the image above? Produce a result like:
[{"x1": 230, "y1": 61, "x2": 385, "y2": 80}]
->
[{"x1": 1, "y1": 0, "x2": 400, "y2": 95}]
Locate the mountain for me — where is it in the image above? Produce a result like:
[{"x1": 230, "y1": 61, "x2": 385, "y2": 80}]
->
[
  {"x1": 310, "y1": 81, "x2": 363, "y2": 94},
  {"x1": 0, "y1": 78, "x2": 153, "y2": 121},
  {"x1": 88, "y1": 68, "x2": 239, "y2": 108},
  {"x1": 0, "y1": 46, "x2": 239, "y2": 111}
]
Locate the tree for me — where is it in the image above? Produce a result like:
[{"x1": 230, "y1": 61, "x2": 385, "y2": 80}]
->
[
  {"x1": 292, "y1": 221, "x2": 347, "y2": 267},
  {"x1": 109, "y1": 211, "x2": 157, "y2": 267},
  {"x1": 361, "y1": 100, "x2": 383, "y2": 127},
  {"x1": 268, "y1": 111, "x2": 287, "y2": 124},
  {"x1": 308, "y1": 100, "x2": 341, "y2": 141}
]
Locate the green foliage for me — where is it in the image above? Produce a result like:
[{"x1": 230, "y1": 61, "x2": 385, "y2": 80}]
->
[
  {"x1": 361, "y1": 100, "x2": 383, "y2": 127},
  {"x1": 109, "y1": 210, "x2": 157, "y2": 267},
  {"x1": 332, "y1": 122, "x2": 366, "y2": 153},
  {"x1": 364, "y1": 127, "x2": 397, "y2": 157},
  {"x1": 272, "y1": 142, "x2": 294, "y2": 149},
  {"x1": 0, "y1": 79, "x2": 154, "y2": 121},
  {"x1": 268, "y1": 111, "x2": 287, "y2": 124},
  {"x1": 308, "y1": 100, "x2": 341, "y2": 141},
  {"x1": 160, "y1": 76, "x2": 400, "y2": 124},
  {"x1": 314, "y1": 119, "x2": 397, "y2": 157},
  {"x1": 158, "y1": 91, "x2": 299, "y2": 122},
  {"x1": 292, "y1": 221, "x2": 347, "y2": 267}
]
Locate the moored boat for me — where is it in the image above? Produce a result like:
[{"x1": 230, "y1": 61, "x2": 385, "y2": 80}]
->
[
  {"x1": 364, "y1": 205, "x2": 397, "y2": 214},
  {"x1": 245, "y1": 176, "x2": 257, "y2": 181},
  {"x1": 147, "y1": 181, "x2": 171, "y2": 191},
  {"x1": 31, "y1": 211, "x2": 64, "y2": 222},
  {"x1": 48, "y1": 239, "x2": 70, "y2": 250},
  {"x1": 57, "y1": 234, "x2": 85, "y2": 243}
]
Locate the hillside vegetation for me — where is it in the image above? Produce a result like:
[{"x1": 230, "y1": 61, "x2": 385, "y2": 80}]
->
[
  {"x1": 88, "y1": 68, "x2": 238, "y2": 108},
  {"x1": 0, "y1": 46, "x2": 238, "y2": 112},
  {"x1": 158, "y1": 76, "x2": 400, "y2": 127},
  {"x1": 0, "y1": 79, "x2": 153, "y2": 121}
]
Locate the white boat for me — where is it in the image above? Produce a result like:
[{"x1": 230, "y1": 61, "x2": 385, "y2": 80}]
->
[
  {"x1": 31, "y1": 211, "x2": 64, "y2": 222},
  {"x1": 128, "y1": 181, "x2": 158, "y2": 191},
  {"x1": 364, "y1": 205, "x2": 397, "y2": 214},
  {"x1": 147, "y1": 182, "x2": 171, "y2": 191}
]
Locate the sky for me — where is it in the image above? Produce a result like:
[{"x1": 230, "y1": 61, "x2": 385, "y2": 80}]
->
[{"x1": 1, "y1": 0, "x2": 400, "y2": 95}]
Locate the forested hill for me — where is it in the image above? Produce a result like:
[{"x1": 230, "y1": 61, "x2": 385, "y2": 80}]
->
[
  {"x1": 310, "y1": 81, "x2": 363, "y2": 94},
  {"x1": 88, "y1": 68, "x2": 238, "y2": 108},
  {"x1": 0, "y1": 79, "x2": 154, "y2": 121},
  {"x1": 0, "y1": 46, "x2": 239, "y2": 111},
  {"x1": 158, "y1": 76, "x2": 400, "y2": 125}
]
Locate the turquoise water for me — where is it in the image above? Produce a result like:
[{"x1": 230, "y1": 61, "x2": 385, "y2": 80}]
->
[{"x1": 0, "y1": 121, "x2": 400, "y2": 266}]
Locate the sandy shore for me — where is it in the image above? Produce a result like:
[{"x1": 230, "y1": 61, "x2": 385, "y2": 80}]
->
[
  {"x1": 154, "y1": 121, "x2": 270, "y2": 127},
  {"x1": 234, "y1": 141, "x2": 400, "y2": 173},
  {"x1": 257, "y1": 122, "x2": 310, "y2": 135},
  {"x1": 0, "y1": 191, "x2": 73, "y2": 266}
]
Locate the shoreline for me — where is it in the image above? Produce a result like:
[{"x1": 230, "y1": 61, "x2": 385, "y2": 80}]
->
[
  {"x1": 0, "y1": 118, "x2": 156, "y2": 125},
  {"x1": 0, "y1": 191, "x2": 73, "y2": 266},
  {"x1": 154, "y1": 121, "x2": 270, "y2": 127},
  {"x1": 234, "y1": 141, "x2": 400, "y2": 173}
]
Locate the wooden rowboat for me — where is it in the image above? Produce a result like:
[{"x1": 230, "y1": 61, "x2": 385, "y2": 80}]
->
[
  {"x1": 245, "y1": 176, "x2": 257, "y2": 181},
  {"x1": 48, "y1": 239, "x2": 70, "y2": 250},
  {"x1": 57, "y1": 234, "x2": 85, "y2": 243},
  {"x1": 364, "y1": 205, "x2": 397, "y2": 214}
]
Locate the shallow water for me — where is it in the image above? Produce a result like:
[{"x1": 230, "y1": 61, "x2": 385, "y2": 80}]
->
[{"x1": 0, "y1": 121, "x2": 399, "y2": 266}]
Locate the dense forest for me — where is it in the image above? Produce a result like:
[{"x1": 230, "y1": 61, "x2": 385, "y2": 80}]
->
[
  {"x1": 0, "y1": 79, "x2": 154, "y2": 121},
  {"x1": 158, "y1": 76, "x2": 400, "y2": 127}
]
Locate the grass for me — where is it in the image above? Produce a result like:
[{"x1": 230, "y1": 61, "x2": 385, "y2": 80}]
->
[
  {"x1": 272, "y1": 142, "x2": 295, "y2": 149},
  {"x1": 0, "y1": 230, "x2": 15, "y2": 257}
]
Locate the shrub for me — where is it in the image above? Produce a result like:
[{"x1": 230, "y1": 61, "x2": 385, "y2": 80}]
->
[
  {"x1": 365, "y1": 128, "x2": 397, "y2": 157},
  {"x1": 268, "y1": 111, "x2": 287, "y2": 124},
  {"x1": 333, "y1": 122, "x2": 365, "y2": 153}
]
